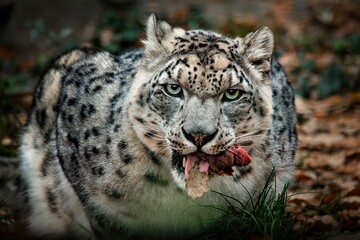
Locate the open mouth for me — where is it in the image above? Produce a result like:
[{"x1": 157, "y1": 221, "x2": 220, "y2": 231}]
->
[
  {"x1": 173, "y1": 146, "x2": 252, "y2": 178},
  {"x1": 172, "y1": 146, "x2": 252, "y2": 199}
]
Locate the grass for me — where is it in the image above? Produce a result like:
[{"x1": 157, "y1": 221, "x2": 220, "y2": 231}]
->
[
  {"x1": 192, "y1": 170, "x2": 296, "y2": 240},
  {"x1": 85, "y1": 169, "x2": 297, "y2": 240}
]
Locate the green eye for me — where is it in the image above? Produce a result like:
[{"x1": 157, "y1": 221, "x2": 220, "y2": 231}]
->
[
  {"x1": 223, "y1": 89, "x2": 242, "y2": 101},
  {"x1": 164, "y1": 84, "x2": 183, "y2": 97}
]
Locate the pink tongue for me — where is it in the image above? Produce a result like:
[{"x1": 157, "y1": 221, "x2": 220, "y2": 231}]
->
[
  {"x1": 185, "y1": 155, "x2": 209, "y2": 180},
  {"x1": 185, "y1": 155, "x2": 195, "y2": 180},
  {"x1": 199, "y1": 161, "x2": 209, "y2": 173}
]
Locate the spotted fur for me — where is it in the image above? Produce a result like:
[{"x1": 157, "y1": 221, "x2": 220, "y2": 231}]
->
[{"x1": 20, "y1": 14, "x2": 297, "y2": 239}]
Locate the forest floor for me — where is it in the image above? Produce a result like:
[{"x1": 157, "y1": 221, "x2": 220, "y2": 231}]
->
[{"x1": 288, "y1": 94, "x2": 360, "y2": 238}]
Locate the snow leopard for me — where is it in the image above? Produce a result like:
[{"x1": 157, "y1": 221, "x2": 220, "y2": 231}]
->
[{"x1": 20, "y1": 14, "x2": 297, "y2": 239}]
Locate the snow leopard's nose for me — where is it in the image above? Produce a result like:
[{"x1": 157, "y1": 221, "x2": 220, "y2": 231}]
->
[
  {"x1": 182, "y1": 97, "x2": 219, "y2": 149},
  {"x1": 182, "y1": 127, "x2": 218, "y2": 149}
]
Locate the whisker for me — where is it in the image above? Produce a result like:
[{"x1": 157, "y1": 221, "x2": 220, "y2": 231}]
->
[
  {"x1": 132, "y1": 121, "x2": 174, "y2": 157},
  {"x1": 135, "y1": 123, "x2": 166, "y2": 141},
  {"x1": 235, "y1": 135, "x2": 255, "y2": 141},
  {"x1": 232, "y1": 128, "x2": 269, "y2": 146},
  {"x1": 236, "y1": 128, "x2": 268, "y2": 139},
  {"x1": 235, "y1": 140, "x2": 254, "y2": 146}
]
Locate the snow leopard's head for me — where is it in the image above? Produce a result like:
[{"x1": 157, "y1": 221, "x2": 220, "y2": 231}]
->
[{"x1": 128, "y1": 14, "x2": 274, "y2": 190}]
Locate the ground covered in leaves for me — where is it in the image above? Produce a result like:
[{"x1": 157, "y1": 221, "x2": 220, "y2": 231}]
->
[
  {"x1": 1, "y1": 0, "x2": 360, "y2": 239},
  {"x1": 289, "y1": 94, "x2": 360, "y2": 238}
]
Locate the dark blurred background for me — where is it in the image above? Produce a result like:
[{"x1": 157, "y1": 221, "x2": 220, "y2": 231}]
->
[
  {"x1": 1, "y1": 0, "x2": 359, "y2": 97},
  {"x1": 2, "y1": 0, "x2": 358, "y2": 152},
  {"x1": 0, "y1": 0, "x2": 360, "y2": 238}
]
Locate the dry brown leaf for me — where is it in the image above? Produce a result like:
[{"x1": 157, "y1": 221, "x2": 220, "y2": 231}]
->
[
  {"x1": 332, "y1": 178, "x2": 358, "y2": 192},
  {"x1": 299, "y1": 134, "x2": 360, "y2": 150},
  {"x1": 293, "y1": 169, "x2": 317, "y2": 182},
  {"x1": 306, "y1": 215, "x2": 337, "y2": 234},
  {"x1": 299, "y1": 118, "x2": 330, "y2": 135},
  {"x1": 288, "y1": 192, "x2": 322, "y2": 207},
  {"x1": 341, "y1": 192, "x2": 360, "y2": 210},
  {"x1": 321, "y1": 152, "x2": 346, "y2": 169},
  {"x1": 314, "y1": 93, "x2": 360, "y2": 118},
  {"x1": 345, "y1": 186, "x2": 360, "y2": 197},
  {"x1": 285, "y1": 204, "x2": 302, "y2": 214},
  {"x1": 341, "y1": 200, "x2": 360, "y2": 210},
  {"x1": 322, "y1": 192, "x2": 340, "y2": 205},
  {"x1": 296, "y1": 93, "x2": 360, "y2": 119},
  {"x1": 302, "y1": 156, "x2": 324, "y2": 169},
  {"x1": 303, "y1": 152, "x2": 345, "y2": 169},
  {"x1": 267, "y1": 0, "x2": 293, "y2": 31},
  {"x1": 291, "y1": 212, "x2": 309, "y2": 232},
  {"x1": 347, "y1": 209, "x2": 360, "y2": 218},
  {"x1": 299, "y1": 134, "x2": 342, "y2": 149},
  {"x1": 316, "y1": 52, "x2": 336, "y2": 69},
  {"x1": 337, "y1": 161, "x2": 360, "y2": 178},
  {"x1": 317, "y1": 170, "x2": 337, "y2": 181},
  {"x1": 295, "y1": 96, "x2": 312, "y2": 116},
  {"x1": 279, "y1": 52, "x2": 300, "y2": 73}
]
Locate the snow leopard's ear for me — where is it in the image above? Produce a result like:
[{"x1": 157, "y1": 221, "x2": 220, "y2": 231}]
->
[
  {"x1": 241, "y1": 26, "x2": 274, "y2": 74},
  {"x1": 143, "y1": 14, "x2": 175, "y2": 57}
]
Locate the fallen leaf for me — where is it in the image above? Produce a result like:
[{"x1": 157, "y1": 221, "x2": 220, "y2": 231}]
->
[
  {"x1": 299, "y1": 117, "x2": 330, "y2": 135},
  {"x1": 337, "y1": 161, "x2": 360, "y2": 178},
  {"x1": 317, "y1": 170, "x2": 337, "y2": 181},
  {"x1": 293, "y1": 169, "x2": 317, "y2": 182},
  {"x1": 295, "y1": 96, "x2": 313, "y2": 116},
  {"x1": 300, "y1": 134, "x2": 360, "y2": 150},
  {"x1": 345, "y1": 186, "x2": 360, "y2": 197},
  {"x1": 288, "y1": 192, "x2": 322, "y2": 207},
  {"x1": 332, "y1": 178, "x2": 358, "y2": 192},
  {"x1": 341, "y1": 200, "x2": 360, "y2": 210},
  {"x1": 322, "y1": 191, "x2": 340, "y2": 205},
  {"x1": 347, "y1": 209, "x2": 360, "y2": 218},
  {"x1": 314, "y1": 93, "x2": 360, "y2": 118},
  {"x1": 345, "y1": 151, "x2": 360, "y2": 163},
  {"x1": 306, "y1": 215, "x2": 337, "y2": 234},
  {"x1": 316, "y1": 52, "x2": 336, "y2": 69},
  {"x1": 303, "y1": 152, "x2": 346, "y2": 169},
  {"x1": 279, "y1": 52, "x2": 300, "y2": 72}
]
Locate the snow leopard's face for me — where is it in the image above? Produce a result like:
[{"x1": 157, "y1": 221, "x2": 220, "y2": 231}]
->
[{"x1": 128, "y1": 16, "x2": 274, "y2": 189}]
